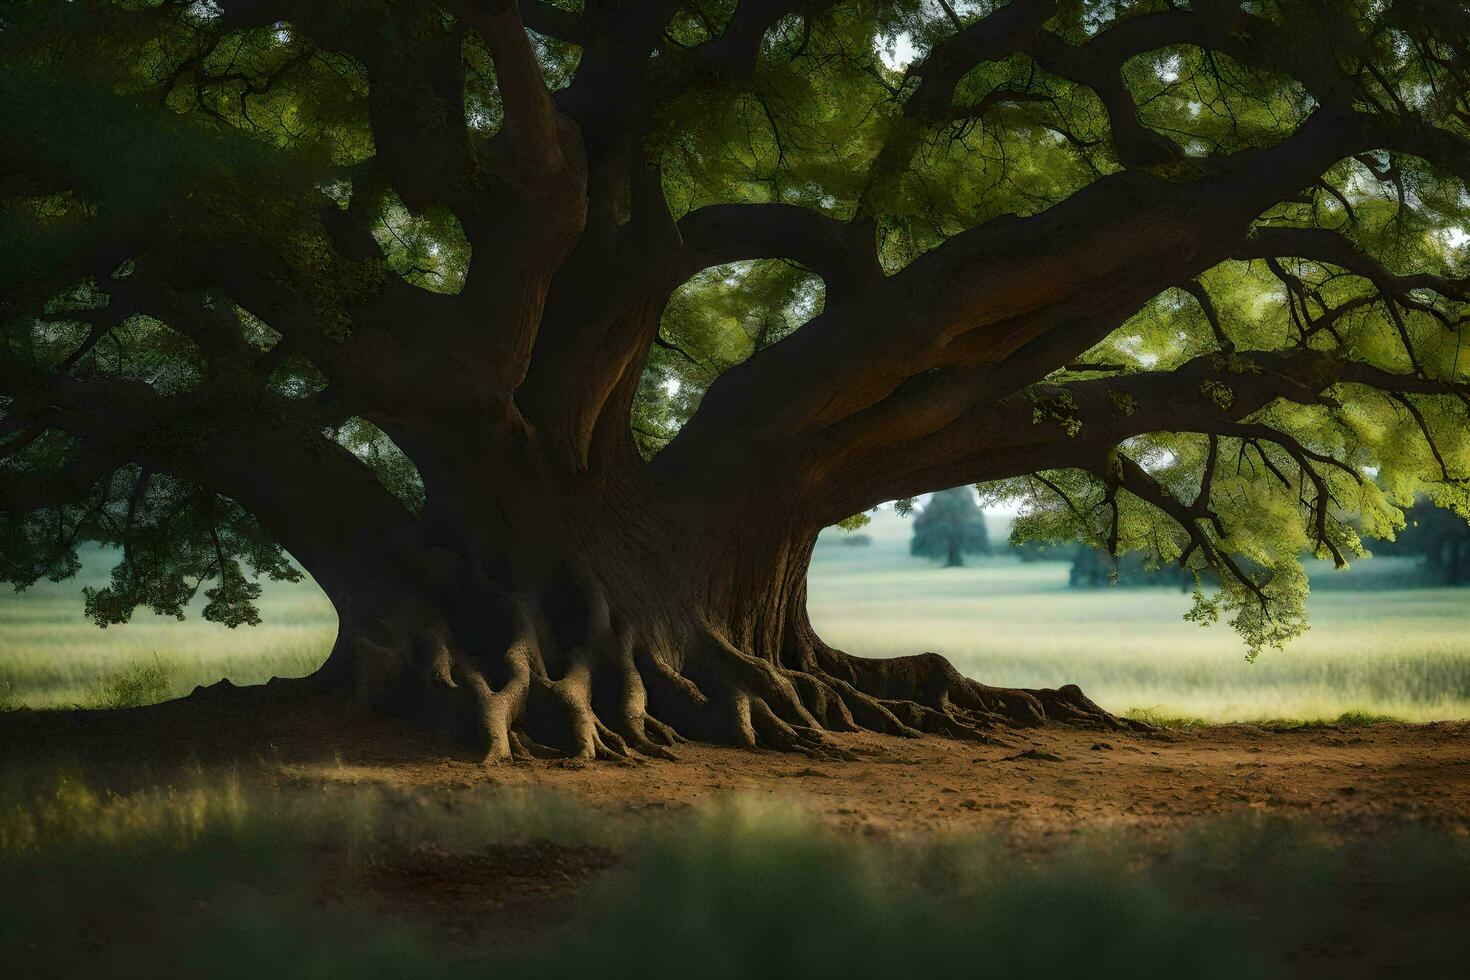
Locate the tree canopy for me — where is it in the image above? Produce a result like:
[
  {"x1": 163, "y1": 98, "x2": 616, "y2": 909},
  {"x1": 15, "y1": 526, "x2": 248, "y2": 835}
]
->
[{"x1": 3, "y1": 0, "x2": 1469, "y2": 668}]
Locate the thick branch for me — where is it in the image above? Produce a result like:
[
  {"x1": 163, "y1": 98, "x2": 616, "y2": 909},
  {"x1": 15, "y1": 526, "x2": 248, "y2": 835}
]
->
[
  {"x1": 1361, "y1": 112, "x2": 1470, "y2": 186},
  {"x1": 1238, "y1": 226, "x2": 1470, "y2": 301},
  {"x1": 460, "y1": 1, "x2": 563, "y2": 169},
  {"x1": 217, "y1": 2, "x2": 470, "y2": 210},
  {"x1": 675, "y1": 204, "x2": 880, "y2": 295},
  {"x1": 0, "y1": 366, "x2": 425, "y2": 598},
  {"x1": 662, "y1": 108, "x2": 1362, "y2": 492},
  {"x1": 678, "y1": 0, "x2": 840, "y2": 80},
  {"x1": 807, "y1": 348, "x2": 1445, "y2": 522},
  {"x1": 905, "y1": 0, "x2": 1059, "y2": 119}
]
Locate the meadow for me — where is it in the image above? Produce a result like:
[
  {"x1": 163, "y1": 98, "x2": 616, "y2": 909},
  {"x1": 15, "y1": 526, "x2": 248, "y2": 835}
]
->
[
  {"x1": 3, "y1": 509, "x2": 1469, "y2": 724},
  {"x1": 0, "y1": 559, "x2": 334, "y2": 709},
  {"x1": 809, "y1": 511, "x2": 1470, "y2": 724}
]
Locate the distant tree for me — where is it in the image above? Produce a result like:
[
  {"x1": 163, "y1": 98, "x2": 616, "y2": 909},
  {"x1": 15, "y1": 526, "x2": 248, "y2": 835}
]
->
[
  {"x1": 911, "y1": 489, "x2": 990, "y2": 567},
  {"x1": 1006, "y1": 540, "x2": 1078, "y2": 563},
  {"x1": 839, "y1": 534, "x2": 873, "y2": 548},
  {"x1": 1378, "y1": 501, "x2": 1470, "y2": 584},
  {"x1": 1069, "y1": 548, "x2": 1192, "y2": 590}
]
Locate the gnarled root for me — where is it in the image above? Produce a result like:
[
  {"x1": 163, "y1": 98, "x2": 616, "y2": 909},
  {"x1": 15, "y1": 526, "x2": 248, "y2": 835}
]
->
[
  {"x1": 811, "y1": 648, "x2": 1152, "y2": 740},
  {"x1": 334, "y1": 592, "x2": 1148, "y2": 764},
  {"x1": 394, "y1": 600, "x2": 683, "y2": 763}
]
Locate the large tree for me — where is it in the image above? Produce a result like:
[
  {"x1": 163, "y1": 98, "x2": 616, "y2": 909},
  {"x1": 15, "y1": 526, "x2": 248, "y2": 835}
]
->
[{"x1": 3, "y1": 0, "x2": 1468, "y2": 758}]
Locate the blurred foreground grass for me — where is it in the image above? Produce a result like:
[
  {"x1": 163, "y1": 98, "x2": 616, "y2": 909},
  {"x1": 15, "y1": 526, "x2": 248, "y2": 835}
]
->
[
  {"x1": 2, "y1": 525, "x2": 1469, "y2": 723},
  {"x1": 2, "y1": 769, "x2": 1465, "y2": 979}
]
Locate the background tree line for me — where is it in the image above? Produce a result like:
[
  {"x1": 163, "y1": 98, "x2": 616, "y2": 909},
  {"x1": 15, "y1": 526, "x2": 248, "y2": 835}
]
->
[{"x1": 903, "y1": 489, "x2": 1470, "y2": 588}]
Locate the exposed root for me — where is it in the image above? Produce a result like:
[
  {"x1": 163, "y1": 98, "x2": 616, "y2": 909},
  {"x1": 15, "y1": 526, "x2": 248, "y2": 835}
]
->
[
  {"x1": 813, "y1": 649, "x2": 1151, "y2": 736},
  {"x1": 329, "y1": 588, "x2": 1146, "y2": 764},
  {"x1": 642, "y1": 715, "x2": 684, "y2": 746}
]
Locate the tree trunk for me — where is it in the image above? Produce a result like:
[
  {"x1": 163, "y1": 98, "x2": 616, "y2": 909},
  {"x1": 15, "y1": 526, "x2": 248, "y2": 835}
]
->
[{"x1": 283, "y1": 450, "x2": 1139, "y2": 761}]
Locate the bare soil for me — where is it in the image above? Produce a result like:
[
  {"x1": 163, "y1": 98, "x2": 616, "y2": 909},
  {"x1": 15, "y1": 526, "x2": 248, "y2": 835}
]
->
[
  {"x1": 330, "y1": 720, "x2": 1470, "y2": 842},
  {"x1": 10, "y1": 692, "x2": 1466, "y2": 840}
]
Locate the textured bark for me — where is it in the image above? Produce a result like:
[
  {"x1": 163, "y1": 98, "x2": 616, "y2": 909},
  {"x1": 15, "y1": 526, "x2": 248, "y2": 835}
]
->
[{"x1": 283, "y1": 444, "x2": 1140, "y2": 762}]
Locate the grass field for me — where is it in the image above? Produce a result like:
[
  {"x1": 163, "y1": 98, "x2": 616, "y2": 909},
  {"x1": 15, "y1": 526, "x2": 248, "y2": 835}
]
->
[
  {"x1": 0, "y1": 553, "x2": 334, "y2": 709},
  {"x1": 2, "y1": 510, "x2": 1469, "y2": 723},
  {"x1": 809, "y1": 512, "x2": 1470, "y2": 724}
]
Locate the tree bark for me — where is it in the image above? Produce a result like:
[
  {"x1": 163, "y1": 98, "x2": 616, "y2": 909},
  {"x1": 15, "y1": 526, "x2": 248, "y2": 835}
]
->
[{"x1": 282, "y1": 444, "x2": 1140, "y2": 762}]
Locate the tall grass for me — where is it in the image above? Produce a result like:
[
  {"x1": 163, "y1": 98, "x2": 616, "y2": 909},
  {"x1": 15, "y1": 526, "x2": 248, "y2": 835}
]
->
[
  {"x1": 87, "y1": 658, "x2": 176, "y2": 710},
  {"x1": 0, "y1": 772, "x2": 616, "y2": 857}
]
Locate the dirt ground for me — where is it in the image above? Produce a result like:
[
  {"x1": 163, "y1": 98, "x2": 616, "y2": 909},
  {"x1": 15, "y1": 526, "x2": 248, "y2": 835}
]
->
[
  {"x1": 6, "y1": 692, "x2": 1468, "y2": 838},
  {"x1": 330, "y1": 721, "x2": 1470, "y2": 841}
]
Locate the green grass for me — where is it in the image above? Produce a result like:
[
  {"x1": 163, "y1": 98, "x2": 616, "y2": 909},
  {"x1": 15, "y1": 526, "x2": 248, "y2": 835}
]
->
[
  {"x1": 808, "y1": 510, "x2": 1470, "y2": 724},
  {"x1": 1252, "y1": 710, "x2": 1403, "y2": 731},
  {"x1": 1121, "y1": 707, "x2": 1210, "y2": 729},
  {"x1": 3, "y1": 525, "x2": 1470, "y2": 724},
  {"x1": 88, "y1": 657, "x2": 176, "y2": 710},
  {"x1": 0, "y1": 545, "x2": 335, "y2": 708},
  {"x1": 0, "y1": 771, "x2": 619, "y2": 857},
  {"x1": 1125, "y1": 708, "x2": 1402, "y2": 731}
]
